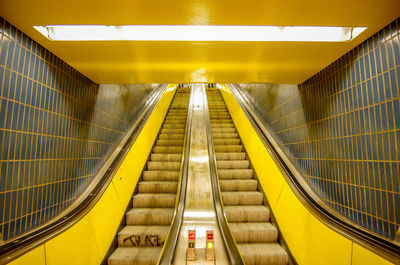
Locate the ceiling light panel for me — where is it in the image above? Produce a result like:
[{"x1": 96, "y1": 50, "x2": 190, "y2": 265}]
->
[{"x1": 34, "y1": 25, "x2": 367, "y2": 42}]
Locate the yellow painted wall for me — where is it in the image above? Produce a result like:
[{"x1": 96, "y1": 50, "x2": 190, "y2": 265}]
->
[
  {"x1": 219, "y1": 84, "x2": 394, "y2": 265},
  {"x1": 8, "y1": 85, "x2": 176, "y2": 265}
]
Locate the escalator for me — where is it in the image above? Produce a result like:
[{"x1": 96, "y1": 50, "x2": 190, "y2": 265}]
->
[
  {"x1": 206, "y1": 87, "x2": 289, "y2": 265},
  {"x1": 3, "y1": 84, "x2": 399, "y2": 265},
  {"x1": 108, "y1": 87, "x2": 191, "y2": 265}
]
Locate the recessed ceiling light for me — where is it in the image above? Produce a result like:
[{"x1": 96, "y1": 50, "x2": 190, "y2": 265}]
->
[{"x1": 34, "y1": 25, "x2": 367, "y2": 42}]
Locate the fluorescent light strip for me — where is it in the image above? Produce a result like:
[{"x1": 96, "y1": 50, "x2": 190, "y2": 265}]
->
[{"x1": 34, "y1": 25, "x2": 367, "y2": 42}]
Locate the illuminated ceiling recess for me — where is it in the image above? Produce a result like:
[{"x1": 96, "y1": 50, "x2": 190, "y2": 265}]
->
[
  {"x1": 1, "y1": 0, "x2": 399, "y2": 84},
  {"x1": 34, "y1": 25, "x2": 367, "y2": 42}
]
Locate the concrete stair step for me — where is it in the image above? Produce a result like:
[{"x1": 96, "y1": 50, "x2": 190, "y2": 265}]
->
[
  {"x1": 224, "y1": 206, "x2": 270, "y2": 222},
  {"x1": 133, "y1": 193, "x2": 176, "y2": 208},
  {"x1": 126, "y1": 208, "x2": 174, "y2": 225},
  {"x1": 219, "y1": 179, "x2": 258, "y2": 191},
  {"x1": 143, "y1": 171, "x2": 179, "y2": 181},
  {"x1": 118, "y1": 225, "x2": 170, "y2": 247},
  {"x1": 218, "y1": 169, "x2": 254, "y2": 179},
  {"x1": 230, "y1": 223, "x2": 278, "y2": 243},
  {"x1": 222, "y1": 191, "x2": 264, "y2": 205},
  {"x1": 238, "y1": 243, "x2": 289, "y2": 265},
  {"x1": 215, "y1": 152, "x2": 246, "y2": 160},
  {"x1": 150, "y1": 153, "x2": 181, "y2": 162},
  {"x1": 138, "y1": 181, "x2": 178, "y2": 193},
  {"x1": 147, "y1": 161, "x2": 180, "y2": 171},
  {"x1": 108, "y1": 247, "x2": 162, "y2": 265},
  {"x1": 217, "y1": 160, "x2": 249, "y2": 169}
]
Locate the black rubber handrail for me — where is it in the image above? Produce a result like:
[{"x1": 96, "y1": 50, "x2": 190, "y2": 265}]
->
[
  {"x1": 157, "y1": 85, "x2": 194, "y2": 265},
  {"x1": 228, "y1": 84, "x2": 400, "y2": 264},
  {"x1": 0, "y1": 84, "x2": 168, "y2": 265},
  {"x1": 203, "y1": 86, "x2": 245, "y2": 265}
]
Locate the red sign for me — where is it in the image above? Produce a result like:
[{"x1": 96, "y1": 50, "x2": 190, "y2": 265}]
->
[
  {"x1": 189, "y1": 233, "x2": 195, "y2": 240},
  {"x1": 207, "y1": 233, "x2": 213, "y2": 240}
]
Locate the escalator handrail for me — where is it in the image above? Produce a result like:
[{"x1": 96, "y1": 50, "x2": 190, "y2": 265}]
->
[
  {"x1": 227, "y1": 84, "x2": 400, "y2": 263},
  {"x1": 203, "y1": 87, "x2": 245, "y2": 265},
  {"x1": 157, "y1": 85, "x2": 193, "y2": 265},
  {"x1": 0, "y1": 84, "x2": 168, "y2": 264}
]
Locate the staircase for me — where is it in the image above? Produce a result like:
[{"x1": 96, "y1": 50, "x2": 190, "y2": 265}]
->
[{"x1": 206, "y1": 88, "x2": 289, "y2": 265}]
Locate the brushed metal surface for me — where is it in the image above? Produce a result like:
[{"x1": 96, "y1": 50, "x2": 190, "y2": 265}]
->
[{"x1": 173, "y1": 84, "x2": 229, "y2": 265}]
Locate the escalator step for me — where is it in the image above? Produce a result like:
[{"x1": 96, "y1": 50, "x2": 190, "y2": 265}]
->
[
  {"x1": 212, "y1": 133, "x2": 238, "y2": 139},
  {"x1": 162, "y1": 124, "x2": 185, "y2": 129},
  {"x1": 163, "y1": 120, "x2": 186, "y2": 124},
  {"x1": 217, "y1": 160, "x2": 250, "y2": 169},
  {"x1": 210, "y1": 123, "x2": 234, "y2": 128},
  {"x1": 138, "y1": 181, "x2": 178, "y2": 193},
  {"x1": 215, "y1": 152, "x2": 246, "y2": 160},
  {"x1": 213, "y1": 139, "x2": 241, "y2": 145},
  {"x1": 214, "y1": 145, "x2": 243, "y2": 152},
  {"x1": 219, "y1": 179, "x2": 258, "y2": 191},
  {"x1": 224, "y1": 205, "x2": 270, "y2": 222},
  {"x1": 238, "y1": 243, "x2": 289, "y2": 265},
  {"x1": 160, "y1": 128, "x2": 185, "y2": 134},
  {"x1": 165, "y1": 116, "x2": 187, "y2": 119},
  {"x1": 142, "y1": 171, "x2": 179, "y2": 181},
  {"x1": 221, "y1": 191, "x2": 264, "y2": 205},
  {"x1": 132, "y1": 193, "x2": 176, "y2": 208},
  {"x1": 108, "y1": 247, "x2": 162, "y2": 265},
  {"x1": 218, "y1": 169, "x2": 254, "y2": 179},
  {"x1": 209, "y1": 113, "x2": 230, "y2": 116},
  {"x1": 229, "y1": 223, "x2": 278, "y2": 243},
  {"x1": 150, "y1": 153, "x2": 181, "y2": 161},
  {"x1": 211, "y1": 128, "x2": 236, "y2": 133},
  {"x1": 155, "y1": 139, "x2": 184, "y2": 146},
  {"x1": 158, "y1": 134, "x2": 184, "y2": 140},
  {"x1": 126, "y1": 208, "x2": 174, "y2": 225},
  {"x1": 210, "y1": 119, "x2": 233, "y2": 123},
  {"x1": 147, "y1": 161, "x2": 180, "y2": 171},
  {"x1": 152, "y1": 146, "x2": 182, "y2": 153},
  {"x1": 118, "y1": 225, "x2": 170, "y2": 247}
]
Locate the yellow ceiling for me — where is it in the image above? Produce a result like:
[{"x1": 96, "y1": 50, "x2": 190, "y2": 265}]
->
[{"x1": 0, "y1": 0, "x2": 399, "y2": 84}]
